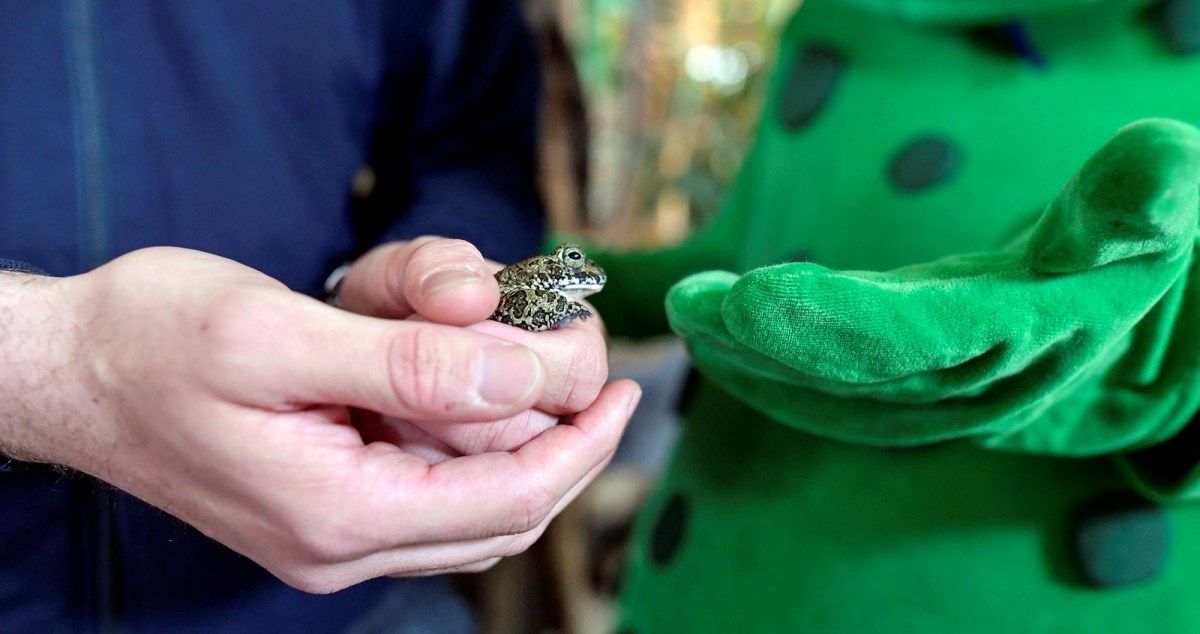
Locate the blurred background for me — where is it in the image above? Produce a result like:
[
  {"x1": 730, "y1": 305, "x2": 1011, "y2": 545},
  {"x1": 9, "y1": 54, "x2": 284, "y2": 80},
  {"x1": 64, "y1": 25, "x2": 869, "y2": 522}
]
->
[
  {"x1": 531, "y1": 0, "x2": 798, "y2": 245},
  {"x1": 460, "y1": 1, "x2": 799, "y2": 632}
]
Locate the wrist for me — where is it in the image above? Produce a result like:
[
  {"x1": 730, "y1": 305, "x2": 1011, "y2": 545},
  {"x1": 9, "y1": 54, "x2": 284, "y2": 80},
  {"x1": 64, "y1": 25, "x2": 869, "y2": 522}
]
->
[{"x1": 0, "y1": 271, "x2": 96, "y2": 467}]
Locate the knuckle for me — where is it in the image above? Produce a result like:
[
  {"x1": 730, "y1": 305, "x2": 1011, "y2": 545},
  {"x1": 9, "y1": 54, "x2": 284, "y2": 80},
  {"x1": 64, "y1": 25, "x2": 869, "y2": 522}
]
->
[
  {"x1": 505, "y1": 478, "x2": 557, "y2": 535},
  {"x1": 560, "y1": 343, "x2": 607, "y2": 411},
  {"x1": 387, "y1": 328, "x2": 454, "y2": 414}
]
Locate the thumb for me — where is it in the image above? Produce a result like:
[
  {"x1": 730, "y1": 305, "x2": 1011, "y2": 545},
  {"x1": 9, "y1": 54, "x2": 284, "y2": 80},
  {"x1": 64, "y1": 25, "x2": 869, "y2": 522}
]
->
[
  {"x1": 250, "y1": 298, "x2": 546, "y2": 421},
  {"x1": 1027, "y1": 118, "x2": 1200, "y2": 274}
]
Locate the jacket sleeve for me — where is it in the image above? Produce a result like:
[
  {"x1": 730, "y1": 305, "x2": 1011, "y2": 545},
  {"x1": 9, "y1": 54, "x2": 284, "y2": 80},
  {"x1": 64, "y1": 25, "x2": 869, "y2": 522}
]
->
[
  {"x1": 0, "y1": 260, "x2": 46, "y2": 276},
  {"x1": 357, "y1": 0, "x2": 545, "y2": 265}
]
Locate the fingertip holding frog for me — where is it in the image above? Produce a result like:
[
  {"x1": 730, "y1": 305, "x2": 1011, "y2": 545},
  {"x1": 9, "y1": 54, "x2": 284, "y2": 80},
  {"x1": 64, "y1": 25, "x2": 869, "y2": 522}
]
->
[{"x1": 490, "y1": 243, "x2": 607, "y2": 332}]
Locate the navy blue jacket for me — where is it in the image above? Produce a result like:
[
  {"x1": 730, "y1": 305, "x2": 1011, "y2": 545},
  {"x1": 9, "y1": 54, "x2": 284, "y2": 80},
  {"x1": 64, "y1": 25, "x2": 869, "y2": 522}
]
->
[{"x1": 0, "y1": 1, "x2": 544, "y2": 631}]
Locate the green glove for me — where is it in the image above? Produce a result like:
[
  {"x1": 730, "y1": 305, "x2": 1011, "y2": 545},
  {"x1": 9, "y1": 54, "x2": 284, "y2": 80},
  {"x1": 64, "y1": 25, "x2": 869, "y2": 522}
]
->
[{"x1": 668, "y1": 118, "x2": 1200, "y2": 456}]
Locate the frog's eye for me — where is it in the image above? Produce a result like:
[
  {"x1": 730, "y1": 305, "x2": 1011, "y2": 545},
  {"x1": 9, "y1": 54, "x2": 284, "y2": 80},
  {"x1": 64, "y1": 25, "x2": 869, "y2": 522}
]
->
[{"x1": 561, "y1": 246, "x2": 586, "y2": 268}]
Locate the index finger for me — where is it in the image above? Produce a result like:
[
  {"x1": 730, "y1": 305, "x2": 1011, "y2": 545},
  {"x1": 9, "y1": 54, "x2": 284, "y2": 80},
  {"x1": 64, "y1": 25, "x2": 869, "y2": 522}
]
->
[
  {"x1": 338, "y1": 237, "x2": 500, "y2": 325},
  {"x1": 361, "y1": 379, "x2": 641, "y2": 545}
]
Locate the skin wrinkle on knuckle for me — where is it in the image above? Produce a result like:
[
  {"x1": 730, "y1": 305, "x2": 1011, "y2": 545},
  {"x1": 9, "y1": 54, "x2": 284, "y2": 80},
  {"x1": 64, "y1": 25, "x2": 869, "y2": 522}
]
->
[
  {"x1": 460, "y1": 414, "x2": 520, "y2": 454},
  {"x1": 492, "y1": 415, "x2": 523, "y2": 450},
  {"x1": 386, "y1": 328, "x2": 455, "y2": 415},
  {"x1": 505, "y1": 472, "x2": 557, "y2": 535},
  {"x1": 557, "y1": 339, "x2": 607, "y2": 412}
]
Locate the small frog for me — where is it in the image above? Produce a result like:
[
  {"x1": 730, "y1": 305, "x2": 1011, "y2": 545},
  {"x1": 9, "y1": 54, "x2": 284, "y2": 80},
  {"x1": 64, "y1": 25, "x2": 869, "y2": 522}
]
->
[{"x1": 491, "y1": 243, "x2": 607, "y2": 331}]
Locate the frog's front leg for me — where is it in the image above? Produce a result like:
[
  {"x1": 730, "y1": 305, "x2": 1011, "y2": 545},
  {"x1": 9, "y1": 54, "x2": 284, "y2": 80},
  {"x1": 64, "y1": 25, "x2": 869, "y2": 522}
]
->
[{"x1": 492, "y1": 288, "x2": 593, "y2": 332}]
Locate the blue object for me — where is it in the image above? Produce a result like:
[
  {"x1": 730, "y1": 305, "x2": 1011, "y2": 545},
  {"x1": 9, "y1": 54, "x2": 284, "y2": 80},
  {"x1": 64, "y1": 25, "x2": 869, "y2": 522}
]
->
[{"x1": 0, "y1": 1, "x2": 544, "y2": 631}]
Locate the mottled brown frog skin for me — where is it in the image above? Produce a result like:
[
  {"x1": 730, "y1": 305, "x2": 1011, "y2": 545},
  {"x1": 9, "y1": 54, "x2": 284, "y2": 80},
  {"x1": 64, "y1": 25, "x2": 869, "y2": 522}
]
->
[{"x1": 491, "y1": 243, "x2": 607, "y2": 331}]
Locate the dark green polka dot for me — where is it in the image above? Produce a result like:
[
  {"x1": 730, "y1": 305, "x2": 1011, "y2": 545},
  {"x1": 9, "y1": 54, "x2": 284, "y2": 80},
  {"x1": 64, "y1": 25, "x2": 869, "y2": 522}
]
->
[
  {"x1": 650, "y1": 493, "x2": 689, "y2": 567},
  {"x1": 965, "y1": 24, "x2": 1022, "y2": 60},
  {"x1": 888, "y1": 136, "x2": 962, "y2": 192},
  {"x1": 1071, "y1": 493, "x2": 1168, "y2": 588},
  {"x1": 1153, "y1": 0, "x2": 1200, "y2": 55},
  {"x1": 1123, "y1": 410, "x2": 1200, "y2": 491},
  {"x1": 964, "y1": 22, "x2": 1045, "y2": 67},
  {"x1": 777, "y1": 44, "x2": 844, "y2": 131}
]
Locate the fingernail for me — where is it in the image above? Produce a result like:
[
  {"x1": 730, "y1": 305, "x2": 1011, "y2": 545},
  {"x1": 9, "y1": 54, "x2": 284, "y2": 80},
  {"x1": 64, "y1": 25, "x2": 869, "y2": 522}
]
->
[
  {"x1": 625, "y1": 386, "x2": 644, "y2": 419},
  {"x1": 476, "y1": 343, "x2": 543, "y2": 406},
  {"x1": 420, "y1": 266, "x2": 486, "y2": 299}
]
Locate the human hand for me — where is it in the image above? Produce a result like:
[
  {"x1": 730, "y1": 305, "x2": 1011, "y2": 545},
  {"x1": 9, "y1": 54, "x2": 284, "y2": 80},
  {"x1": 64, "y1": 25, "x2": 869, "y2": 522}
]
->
[
  {"x1": 337, "y1": 237, "x2": 611, "y2": 459},
  {"x1": 667, "y1": 119, "x2": 1200, "y2": 452},
  {"x1": 0, "y1": 247, "x2": 639, "y2": 591}
]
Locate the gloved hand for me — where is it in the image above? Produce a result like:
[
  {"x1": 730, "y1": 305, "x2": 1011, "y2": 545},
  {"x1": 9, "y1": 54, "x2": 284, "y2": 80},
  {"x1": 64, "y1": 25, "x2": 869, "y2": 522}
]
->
[{"x1": 667, "y1": 118, "x2": 1200, "y2": 455}]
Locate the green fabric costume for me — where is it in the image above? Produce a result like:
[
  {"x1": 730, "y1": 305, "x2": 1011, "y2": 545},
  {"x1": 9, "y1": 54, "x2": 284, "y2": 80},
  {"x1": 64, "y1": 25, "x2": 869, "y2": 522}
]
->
[{"x1": 582, "y1": 0, "x2": 1200, "y2": 631}]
